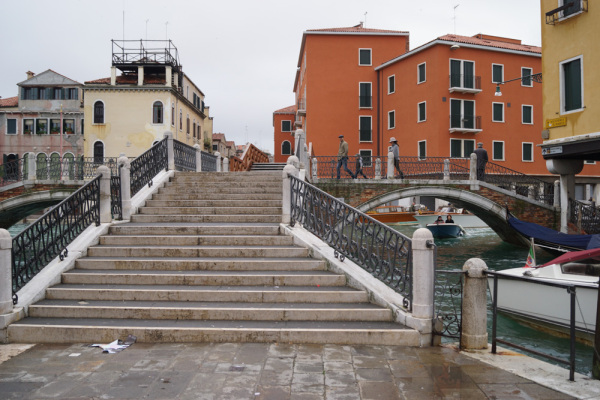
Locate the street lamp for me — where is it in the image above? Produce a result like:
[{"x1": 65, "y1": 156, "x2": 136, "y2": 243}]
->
[{"x1": 494, "y1": 72, "x2": 542, "y2": 96}]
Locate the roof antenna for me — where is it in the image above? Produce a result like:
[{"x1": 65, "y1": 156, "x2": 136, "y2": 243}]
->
[
  {"x1": 364, "y1": 11, "x2": 367, "y2": 28},
  {"x1": 453, "y1": 4, "x2": 459, "y2": 34}
]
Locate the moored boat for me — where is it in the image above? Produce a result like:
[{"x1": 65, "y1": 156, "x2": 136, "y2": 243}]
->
[
  {"x1": 414, "y1": 206, "x2": 487, "y2": 228},
  {"x1": 426, "y1": 222, "x2": 466, "y2": 238},
  {"x1": 366, "y1": 205, "x2": 422, "y2": 224}
]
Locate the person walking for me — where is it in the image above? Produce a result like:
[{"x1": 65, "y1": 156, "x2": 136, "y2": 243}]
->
[
  {"x1": 354, "y1": 153, "x2": 368, "y2": 179},
  {"x1": 473, "y1": 142, "x2": 488, "y2": 181},
  {"x1": 390, "y1": 137, "x2": 404, "y2": 179},
  {"x1": 336, "y1": 135, "x2": 355, "y2": 179}
]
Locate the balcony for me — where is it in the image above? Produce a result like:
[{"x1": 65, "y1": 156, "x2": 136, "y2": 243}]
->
[
  {"x1": 449, "y1": 74, "x2": 482, "y2": 94},
  {"x1": 546, "y1": 0, "x2": 587, "y2": 25},
  {"x1": 449, "y1": 114, "x2": 482, "y2": 133},
  {"x1": 297, "y1": 99, "x2": 306, "y2": 116}
]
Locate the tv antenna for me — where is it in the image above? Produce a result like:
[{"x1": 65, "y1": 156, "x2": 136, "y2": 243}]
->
[
  {"x1": 364, "y1": 11, "x2": 367, "y2": 27},
  {"x1": 165, "y1": 21, "x2": 169, "y2": 40},
  {"x1": 453, "y1": 4, "x2": 459, "y2": 34},
  {"x1": 146, "y1": 19, "x2": 149, "y2": 41}
]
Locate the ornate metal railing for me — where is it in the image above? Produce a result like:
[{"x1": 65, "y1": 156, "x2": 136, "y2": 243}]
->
[
  {"x1": 289, "y1": 175, "x2": 413, "y2": 308},
  {"x1": 201, "y1": 151, "x2": 217, "y2": 172},
  {"x1": 483, "y1": 162, "x2": 554, "y2": 205},
  {"x1": 433, "y1": 269, "x2": 465, "y2": 342},
  {"x1": 173, "y1": 140, "x2": 196, "y2": 171},
  {"x1": 110, "y1": 175, "x2": 122, "y2": 220},
  {"x1": 130, "y1": 138, "x2": 168, "y2": 196},
  {"x1": 12, "y1": 175, "x2": 102, "y2": 304},
  {"x1": 0, "y1": 158, "x2": 23, "y2": 187},
  {"x1": 569, "y1": 198, "x2": 600, "y2": 234}
]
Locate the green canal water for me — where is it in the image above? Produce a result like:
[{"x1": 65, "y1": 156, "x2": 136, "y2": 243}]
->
[{"x1": 389, "y1": 223, "x2": 595, "y2": 377}]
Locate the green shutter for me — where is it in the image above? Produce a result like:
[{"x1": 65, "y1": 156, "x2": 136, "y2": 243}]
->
[
  {"x1": 564, "y1": 59, "x2": 582, "y2": 111},
  {"x1": 450, "y1": 139, "x2": 461, "y2": 157}
]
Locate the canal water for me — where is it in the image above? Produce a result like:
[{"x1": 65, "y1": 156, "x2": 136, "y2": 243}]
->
[{"x1": 389, "y1": 223, "x2": 595, "y2": 377}]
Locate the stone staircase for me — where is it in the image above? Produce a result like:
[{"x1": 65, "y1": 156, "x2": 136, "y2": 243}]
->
[
  {"x1": 250, "y1": 162, "x2": 286, "y2": 171},
  {"x1": 8, "y1": 171, "x2": 415, "y2": 345}
]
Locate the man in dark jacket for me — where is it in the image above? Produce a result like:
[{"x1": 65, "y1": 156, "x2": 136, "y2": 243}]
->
[
  {"x1": 336, "y1": 135, "x2": 355, "y2": 179},
  {"x1": 473, "y1": 142, "x2": 488, "y2": 181}
]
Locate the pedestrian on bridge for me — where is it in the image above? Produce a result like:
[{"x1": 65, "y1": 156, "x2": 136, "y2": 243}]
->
[
  {"x1": 390, "y1": 137, "x2": 404, "y2": 179},
  {"x1": 337, "y1": 135, "x2": 355, "y2": 179},
  {"x1": 473, "y1": 142, "x2": 488, "y2": 181},
  {"x1": 354, "y1": 153, "x2": 368, "y2": 179}
]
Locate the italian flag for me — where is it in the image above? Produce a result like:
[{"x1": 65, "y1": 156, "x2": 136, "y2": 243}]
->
[{"x1": 525, "y1": 240, "x2": 536, "y2": 268}]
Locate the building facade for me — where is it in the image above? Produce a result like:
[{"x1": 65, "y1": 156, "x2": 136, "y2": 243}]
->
[
  {"x1": 273, "y1": 105, "x2": 296, "y2": 162},
  {"x1": 83, "y1": 40, "x2": 211, "y2": 159},
  {"x1": 0, "y1": 70, "x2": 84, "y2": 164}
]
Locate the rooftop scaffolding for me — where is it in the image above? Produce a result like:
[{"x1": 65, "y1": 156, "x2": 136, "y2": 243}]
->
[{"x1": 111, "y1": 39, "x2": 181, "y2": 72}]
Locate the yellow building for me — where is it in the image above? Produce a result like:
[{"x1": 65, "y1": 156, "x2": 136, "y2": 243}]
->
[
  {"x1": 83, "y1": 40, "x2": 212, "y2": 159},
  {"x1": 540, "y1": 0, "x2": 599, "y2": 229}
]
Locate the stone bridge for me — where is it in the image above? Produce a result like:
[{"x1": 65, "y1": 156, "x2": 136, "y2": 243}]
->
[{"x1": 313, "y1": 178, "x2": 560, "y2": 247}]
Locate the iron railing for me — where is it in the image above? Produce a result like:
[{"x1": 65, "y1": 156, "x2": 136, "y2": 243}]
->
[
  {"x1": 449, "y1": 114, "x2": 482, "y2": 130},
  {"x1": 0, "y1": 158, "x2": 23, "y2": 187},
  {"x1": 483, "y1": 162, "x2": 554, "y2": 205},
  {"x1": 433, "y1": 269, "x2": 465, "y2": 343},
  {"x1": 289, "y1": 175, "x2": 413, "y2": 308},
  {"x1": 449, "y1": 74, "x2": 482, "y2": 91},
  {"x1": 12, "y1": 175, "x2": 102, "y2": 304},
  {"x1": 130, "y1": 138, "x2": 168, "y2": 196},
  {"x1": 569, "y1": 199, "x2": 600, "y2": 234},
  {"x1": 201, "y1": 150, "x2": 218, "y2": 172},
  {"x1": 110, "y1": 175, "x2": 123, "y2": 220},
  {"x1": 174, "y1": 140, "x2": 196, "y2": 171}
]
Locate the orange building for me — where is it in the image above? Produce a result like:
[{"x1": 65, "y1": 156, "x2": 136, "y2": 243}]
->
[{"x1": 273, "y1": 105, "x2": 296, "y2": 163}]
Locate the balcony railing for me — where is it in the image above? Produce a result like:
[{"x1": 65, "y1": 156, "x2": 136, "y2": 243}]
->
[
  {"x1": 449, "y1": 114, "x2": 482, "y2": 132},
  {"x1": 449, "y1": 74, "x2": 482, "y2": 93},
  {"x1": 546, "y1": 0, "x2": 587, "y2": 25},
  {"x1": 297, "y1": 98, "x2": 306, "y2": 116}
]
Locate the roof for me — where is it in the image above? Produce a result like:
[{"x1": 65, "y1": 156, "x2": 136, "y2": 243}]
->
[
  {"x1": 274, "y1": 105, "x2": 296, "y2": 114},
  {"x1": 225, "y1": 141, "x2": 235, "y2": 148},
  {"x1": 84, "y1": 75, "x2": 167, "y2": 85},
  {"x1": 376, "y1": 33, "x2": 540, "y2": 70},
  {"x1": 306, "y1": 23, "x2": 409, "y2": 35},
  {"x1": 0, "y1": 96, "x2": 18, "y2": 107},
  {"x1": 212, "y1": 133, "x2": 226, "y2": 142},
  {"x1": 18, "y1": 69, "x2": 82, "y2": 87}
]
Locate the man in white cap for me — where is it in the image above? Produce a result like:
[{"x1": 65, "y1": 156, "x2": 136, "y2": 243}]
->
[
  {"x1": 390, "y1": 137, "x2": 404, "y2": 179},
  {"x1": 336, "y1": 135, "x2": 355, "y2": 179},
  {"x1": 473, "y1": 142, "x2": 488, "y2": 181}
]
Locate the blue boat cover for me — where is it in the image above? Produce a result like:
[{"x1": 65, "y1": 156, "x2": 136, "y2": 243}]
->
[{"x1": 507, "y1": 215, "x2": 595, "y2": 250}]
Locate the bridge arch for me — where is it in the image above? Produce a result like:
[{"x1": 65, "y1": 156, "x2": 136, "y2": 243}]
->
[{"x1": 0, "y1": 189, "x2": 75, "y2": 229}]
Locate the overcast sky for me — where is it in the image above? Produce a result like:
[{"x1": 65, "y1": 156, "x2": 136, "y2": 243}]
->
[{"x1": 0, "y1": 0, "x2": 541, "y2": 153}]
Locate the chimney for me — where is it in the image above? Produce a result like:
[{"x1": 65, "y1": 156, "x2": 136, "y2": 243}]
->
[{"x1": 26, "y1": 71, "x2": 35, "y2": 80}]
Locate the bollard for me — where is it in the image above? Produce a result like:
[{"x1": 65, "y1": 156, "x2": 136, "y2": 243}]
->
[
  {"x1": 461, "y1": 258, "x2": 489, "y2": 349},
  {"x1": 194, "y1": 144, "x2": 202, "y2": 172},
  {"x1": 164, "y1": 131, "x2": 175, "y2": 171},
  {"x1": 412, "y1": 228, "x2": 435, "y2": 345},
  {"x1": 470, "y1": 153, "x2": 477, "y2": 181},
  {"x1": 223, "y1": 157, "x2": 229, "y2": 172},
  {"x1": 98, "y1": 166, "x2": 112, "y2": 224},
  {"x1": 118, "y1": 156, "x2": 132, "y2": 220},
  {"x1": 387, "y1": 151, "x2": 394, "y2": 179},
  {"x1": 0, "y1": 229, "x2": 13, "y2": 315},
  {"x1": 215, "y1": 152, "x2": 222, "y2": 172},
  {"x1": 282, "y1": 157, "x2": 299, "y2": 225}
]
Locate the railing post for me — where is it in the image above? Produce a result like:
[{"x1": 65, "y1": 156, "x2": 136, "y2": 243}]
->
[
  {"x1": 412, "y1": 228, "x2": 435, "y2": 346},
  {"x1": 282, "y1": 157, "x2": 299, "y2": 225},
  {"x1": 28, "y1": 152, "x2": 36, "y2": 180},
  {"x1": 444, "y1": 159, "x2": 450, "y2": 181},
  {"x1": 223, "y1": 157, "x2": 229, "y2": 172},
  {"x1": 118, "y1": 156, "x2": 132, "y2": 220},
  {"x1": 194, "y1": 144, "x2": 202, "y2": 172},
  {"x1": 295, "y1": 129, "x2": 308, "y2": 169},
  {"x1": 375, "y1": 158, "x2": 381, "y2": 180},
  {"x1": 461, "y1": 258, "x2": 489, "y2": 349},
  {"x1": 469, "y1": 153, "x2": 477, "y2": 181},
  {"x1": 554, "y1": 180, "x2": 560, "y2": 207},
  {"x1": 164, "y1": 131, "x2": 175, "y2": 171},
  {"x1": 98, "y1": 166, "x2": 112, "y2": 223},
  {"x1": 0, "y1": 229, "x2": 13, "y2": 316},
  {"x1": 311, "y1": 157, "x2": 317, "y2": 181},
  {"x1": 528, "y1": 185, "x2": 535, "y2": 200},
  {"x1": 387, "y1": 150, "x2": 394, "y2": 179},
  {"x1": 215, "y1": 152, "x2": 222, "y2": 172}
]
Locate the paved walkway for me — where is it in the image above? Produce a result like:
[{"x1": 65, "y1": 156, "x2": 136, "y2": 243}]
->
[{"x1": 0, "y1": 342, "x2": 578, "y2": 399}]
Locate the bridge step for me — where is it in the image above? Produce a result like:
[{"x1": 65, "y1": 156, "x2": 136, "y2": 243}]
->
[{"x1": 9, "y1": 170, "x2": 417, "y2": 346}]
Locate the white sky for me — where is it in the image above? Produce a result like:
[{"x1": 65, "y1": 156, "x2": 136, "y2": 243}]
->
[{"x1": 0, "y1": 0, "x2": 541, "y2": 154}]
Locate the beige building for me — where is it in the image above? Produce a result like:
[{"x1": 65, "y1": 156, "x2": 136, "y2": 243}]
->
[{"x1": 83, "y1": 40, "x2": 212, "y2": 159}]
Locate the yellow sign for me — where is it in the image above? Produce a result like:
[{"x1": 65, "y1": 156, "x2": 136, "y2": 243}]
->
[{"x1": 545, "y1": 117, "x2": 567, "y2": 129}]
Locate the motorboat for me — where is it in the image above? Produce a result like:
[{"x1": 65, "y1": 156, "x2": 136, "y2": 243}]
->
[
  {"x1": 488, "y1": 247, "x2": 600, "y2": 342},
  {"x1": 414, "y1": 206, "x2": 487, "y2": 228},
  {"x1": 426, "y1": 222, "x2": 466, "y2": 238},
  {"x1": 366, "y1": 205, "x2": 422, "y2": 224}
]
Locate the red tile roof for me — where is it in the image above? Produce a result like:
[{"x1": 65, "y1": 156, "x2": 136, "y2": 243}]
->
[
  {"x1": 0, "y1": 96, "x2": 18, "y2": 107},
  {"x1": 274, "y1": 105, "x2": 296, "y2": 114},
  {"x1": 307, "y1": 23, "x2": 408, "y2": 35},
  {"x1": 438, "y1": 34, "x2": 540, "y2": 54},
  {"x1": 84, "y1": 75, "x2": 167, "y2": 85},
  {"x1": 85, "y1": 77, "x2": 111, "y2": 84},
  {"x1": 212, "y1": 133, "x2": 226, "y2": 141}
]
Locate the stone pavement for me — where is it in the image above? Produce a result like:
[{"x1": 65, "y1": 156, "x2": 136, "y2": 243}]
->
[{"x1": 0, "y1": 342, "x2": 576, "y2": 399}]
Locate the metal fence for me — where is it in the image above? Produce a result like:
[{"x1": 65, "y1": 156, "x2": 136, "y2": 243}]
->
[
  {"x1": 201, "y1": 151, "x2": 218, "y2": 172},
  {"x1": 174, "y1": 140, "x2": 196, "y2": 171},
  {"x1": 0, "y1": 158, "x2": 23, "y2": 187},
  {"x1": 289, "y1": 175, "x2": 413, "y2": 308},
  {"x1": 483, "y1": 162, "x2": 555, "y2": 205},
  {"x1": 569, "y1": 199, "x2": 600, "y2": 234},
  {"x1": 433, "y1": 269, "x2": 465, "y2": 343},
  {"x1": 130, "y1": 138, "x2": 168, "y2": 196}
]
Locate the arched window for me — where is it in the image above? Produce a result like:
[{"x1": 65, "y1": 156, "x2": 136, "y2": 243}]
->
[
  {"x1": 193, "y1": 122, "x2": 196, "y2": 138},
  {"x1": 93, "y1": 101, "x2": 104, "y2": 124},
  {"x1": 152, "y1": 101, "x2": 163, "y2": 124},
  {"x1": 93, "y1": 141, "x2": 104, "y2": 164},
  {"x1": 36, "y1": 153, "x2": 48, "y2": 179},
  {"x1": 281, "y1": 141, "x2": 292, "y2": 155},
  {"x1": 186, "y1": 115, "x2": 190, "y2": 134},
  {"x1": 63, "y1": 153, "x2": 75, "y2": 180},
  {"x1": 49, "y1": 152, "x2": 61, "y2": 180},
  {"x1": 179, "y1": 109, "x2": 183, "y2": 130},
  {"x1": 171, "y1": 103, "x2": 175, "y2": 126}
]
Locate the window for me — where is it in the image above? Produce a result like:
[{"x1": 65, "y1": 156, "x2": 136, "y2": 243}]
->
[
  {"x1": 359, "y1": 82, "x2": 372, "y2": 108},
  {"x1": 359, "y1": 116, "x2": 372, "y2": 142},
  {"x1": 418, "y1": 141, "x2": 426, "y2": 160},
  {"x1": 450, "y1": 139, "x2": 475, "y2": 158},
  {"x1": 521, "y1": 67, "x2": 533, "y2": 87},
  {"x1": 388, "y1": 75, "x2": 395, "y2": 94},
  {"x1": 450, "y1": 59, "x2": 475, "y2": 88},
  {"x1": 493, "y1": 141, "x2": 505, "y2": 161},
  {"x1": 179, "y1": 109, "x2": 183, "y2": 130},
  {"x1": 418, "y1": 102, "x2": 426, "y2": 122},
  {"x1": 93, "y1": 101, "x2": 104, "y2": 124},
  {"x1": 64, "y1": 119, "x2": 75, "y2": 134},
  {"x1": 64, "y1": 88, "x2": 78, "y2": 100},
  {"x1": 418, "y1": 63, "x2": 426, "y2": 83},
  {"x1": 23, "y1": 119, "x2": 34, "y2": 134},
  {"x1": 36, "y1": 119, "x2": 48, "y2": 135},
  {"x1": 492, "y1": 103, "x2": 504, "y2": 122},
  {"x1": 522, "y1": 105, "x2": 533, "y2": 124},
  {"x1": 359, "y1": 49, "x2": 371, "y2": 66},
  {"x1": 388, "y1": 111, "x2": 395, "y2": 129},
  {"x1": 561, "y1": 56, "x2": 583, "y2": 113},
  {"x1": 171, "y1": 104, "x2": 175, "y2": 126},
  {"x1": 6, "y1": 119, "x2": 17, "y2": 134},
  {"x1": 93, "y1": 141, "x2": 104, "y2": 164},
  {"x1": 560, "y1": 0, "x2": 583, "y2": 18},
  {"x1": 450, "y1": 99, "x2": 476, "y2": 129},
  {"x1": 522, "y1": 142, "x2": 533, "y2": 162},
  {"x1": 53, "y1": 88, "x2": 62, "y2": 100},
  {"x1": 50, "y1": 119, "x2": 61, "y2": 134},
  {"x1": 193, "y1": 122, "x2": 196, "y2": 139},
  {"x1": 359, "y1": 150, "x2": 372, "y2": 167},
  {"x1": 153, "y1": 101, "x2": 163, "y2": 124},
  {"x1": 36, "y1": 153, "x2": 47, "y2": 179},
  {"x1": 281, "y1": 140, "x2": 292, "y2": 155},
  {"x1": 186, "y1": 115, "x2": 190, "y2": 134},
  {"x1": 492, "y1": 64, "x2": 503, "y2": 84},
  {"x1": 281, "y1": 120, "x2": 292, "y2": 132}
]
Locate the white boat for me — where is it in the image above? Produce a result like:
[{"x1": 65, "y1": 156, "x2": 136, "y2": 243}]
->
[
  {"x1": 488, "y1": 248, "x2": 599, "y2": 342},
  {"x1": 414, "y1": 207, "x2": 487, "y2": 228}
]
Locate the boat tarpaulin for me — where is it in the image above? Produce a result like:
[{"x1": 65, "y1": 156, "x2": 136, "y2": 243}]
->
[
  {"x1": 507, "y1": 215, "x2": 593, "y2": 251},
  {"x1": 539, "y1": 247, "x2": 600, "y2": 268}
]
